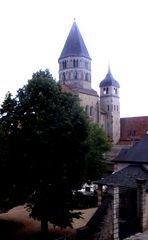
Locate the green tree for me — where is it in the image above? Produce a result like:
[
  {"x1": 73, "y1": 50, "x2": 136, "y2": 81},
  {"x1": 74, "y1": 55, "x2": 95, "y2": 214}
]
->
[
  {"x1": 0, "y1": 69, "x2": 89, "y2": 236},
  {"x1": 85, "y1": 123, "x2": 111, "y2": 181},
  {"x1": 0, "y1": 125, "x2": 12, "y2": 211},
  {"x1": 0, "y1": 69, "x2": 111, "y2": 237}
]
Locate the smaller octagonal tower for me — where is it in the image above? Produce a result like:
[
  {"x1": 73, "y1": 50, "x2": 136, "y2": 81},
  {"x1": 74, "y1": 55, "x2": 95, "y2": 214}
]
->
[{"x1": 99, "y1": 66, "x2": 120, "y2": 143}]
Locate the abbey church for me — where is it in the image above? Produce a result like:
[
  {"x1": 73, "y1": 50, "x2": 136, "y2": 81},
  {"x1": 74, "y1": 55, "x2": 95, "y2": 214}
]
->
[
  {"x1": 58, "y1": 21, "x2": 148, "y2": 145},
  {"x1": 58, "y1": 21, "x2": 120, "y2": 143}
]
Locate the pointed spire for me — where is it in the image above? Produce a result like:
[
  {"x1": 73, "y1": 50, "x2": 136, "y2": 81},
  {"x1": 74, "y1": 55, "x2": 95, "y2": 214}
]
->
[
  {"x1": 59, "y1": 21, "x2": 91, "y2": 60},
  {"x1": 108, "y1": 60, "x2": 111, "y2": 74}
]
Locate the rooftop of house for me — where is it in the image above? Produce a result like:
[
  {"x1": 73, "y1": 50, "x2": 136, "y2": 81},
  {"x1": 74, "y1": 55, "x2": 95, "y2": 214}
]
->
[
  {"x1": 98, "y1": 136, "x2": 148, "y2": 188},
  {"x1": 113, "y1": 136, "x2": 148, "y2": 163},
  {"x1": 98, "y1": 165, "x2": 148, "y2": 189}
]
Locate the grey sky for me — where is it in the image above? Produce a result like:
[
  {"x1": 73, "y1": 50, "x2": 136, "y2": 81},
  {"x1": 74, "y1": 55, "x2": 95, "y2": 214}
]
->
[{"x1": 0, "y1": 0, "x2": 148, "y2": 117}]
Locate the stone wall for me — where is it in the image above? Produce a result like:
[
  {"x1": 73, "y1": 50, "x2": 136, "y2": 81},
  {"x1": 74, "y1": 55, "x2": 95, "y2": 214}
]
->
[{"x1": 94, "y1": 198, "x2": 113, "y2": 240}]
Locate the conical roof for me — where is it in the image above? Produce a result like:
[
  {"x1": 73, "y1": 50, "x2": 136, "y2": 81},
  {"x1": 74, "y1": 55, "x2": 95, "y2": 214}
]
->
[
  {"x1": 99, "y1": 66, "x2": 120, "y2": 88},
  {"x1": 59, "y1": 21, "x2": 91, "y2": 60}
]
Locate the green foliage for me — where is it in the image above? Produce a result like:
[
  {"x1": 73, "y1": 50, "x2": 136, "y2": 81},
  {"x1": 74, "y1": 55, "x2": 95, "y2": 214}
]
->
[
  {"x1": 0, "y1": 69, "x2": 89, "y2": 228},
  {"x1": 85, "y1": 123, "x2": 111, "y2": 181},
  {"x1": 0, "y1": 69, "x2": 111, "y2": 230}
]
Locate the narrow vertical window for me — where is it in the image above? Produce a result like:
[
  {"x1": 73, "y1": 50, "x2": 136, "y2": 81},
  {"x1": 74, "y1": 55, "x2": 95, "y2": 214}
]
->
[
  {"x1": 74, "y1": 71, "x2": 77, "y2": 79},
  {"x1": 90, "y1": 106, "x2": 94, "y2": 116},
  {"x1": 85, "y1": 73, "x2": 89, "y2": 81},
  {"x1": 62, "y1": 73, "x2": 66, "y2": 81},
  {"x1": 62, "y1": 61, "x2": 67, "y2": 69},
  {"x1": 114, "y1": 88, "x2": 117, "y2": 94},
  {"x1": 103, "y1": 87, "x2": 109, "y2": 94},
  {"x1": 85, "y1": 105, "x2": 89, "y2": 115},
  {"x1": 73, "y1": 59, "x2": 76, "y2": 68}
]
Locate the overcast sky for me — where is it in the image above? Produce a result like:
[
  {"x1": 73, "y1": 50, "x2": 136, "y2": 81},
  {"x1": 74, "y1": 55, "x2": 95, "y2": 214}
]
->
[{"x1": 0, "y1": 0, "x2": 148, "y2": 117}]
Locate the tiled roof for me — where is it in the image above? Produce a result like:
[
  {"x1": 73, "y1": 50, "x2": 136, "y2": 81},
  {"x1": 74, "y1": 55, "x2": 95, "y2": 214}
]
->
[
  {"x1": 66, "y1": 82, "x2": 98, "y2": 96},
  {"x1": 98, "y1": 165, "x2": 148, "y2": 188},
  {"x1": 78, "y1": 88, "x2": 98, "y2": 96},
  {"x1": 120, "y1": 116, "x2": 148, "y2": 141},
  {"x1": 60, "y1": 84, "x2": 76, "y2": 94},
  {"x1": 59, "y1": 21, "x2": 91, "y2": 60},
  {"x1": 113, "y1": 136, "x2": 148, "y2": 163},
  {"x1": 61, "y1": 83, "x2": 98, "y2": 97}
]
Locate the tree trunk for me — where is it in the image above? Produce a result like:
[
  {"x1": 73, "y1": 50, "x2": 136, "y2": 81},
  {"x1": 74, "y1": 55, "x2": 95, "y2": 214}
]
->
[{"x1": 41, "y1": 218, "x2": 48, "y2": 239}]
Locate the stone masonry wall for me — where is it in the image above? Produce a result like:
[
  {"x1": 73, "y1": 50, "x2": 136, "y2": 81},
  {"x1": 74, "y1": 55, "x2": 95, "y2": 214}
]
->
[{"x1": 94, "y1": 198, "x2": 113, "y2": 240}]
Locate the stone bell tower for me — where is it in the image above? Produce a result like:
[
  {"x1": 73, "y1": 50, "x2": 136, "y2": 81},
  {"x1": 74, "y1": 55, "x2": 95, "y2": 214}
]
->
[
  {"x1": 58, "y1": 20, "x2": 92, "y2": 89},
  {"x1": 58, "y1": 20, "x2": 99, "y2": 124},
  {"x1": 99, "y1": 66, "x2": 120, "y2": 143}
]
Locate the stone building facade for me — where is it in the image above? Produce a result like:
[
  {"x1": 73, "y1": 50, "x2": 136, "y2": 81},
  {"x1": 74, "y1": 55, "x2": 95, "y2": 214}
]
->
[
  {"x1": 58, "y1": 21, "x2": 120, "y2": 144},
  {"x1": 98, "y1": 136, "x2": 148, "y2": 239}
]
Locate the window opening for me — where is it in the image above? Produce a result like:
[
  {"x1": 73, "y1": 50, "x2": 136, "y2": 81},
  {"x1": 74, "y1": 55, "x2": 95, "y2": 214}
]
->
[
  {"x1": 85, "y1": 105, "x2": 89, "y2": 115},
  {"x1": 74, "y1": 71, "x2": 77, "y2": 79},
  {"x1": 90, "y1": 106, "x2": 94, "y2": 116}
]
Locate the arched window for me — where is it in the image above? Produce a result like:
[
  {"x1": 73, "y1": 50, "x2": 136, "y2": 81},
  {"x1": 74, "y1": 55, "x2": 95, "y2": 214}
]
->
[
  {"x1": 62, "y1": 61, "x2": 67, "y2": 69},
  {"x1": 103, "y1": 87, "x2": 109, "y2": 94},
  {"x1": 85, "y1": 73, "x2": 89, "y2": 81},
  {"x1": 90, "y1": 106, "x2": 94, "y2": 116},
  {"x1": 62, "y1": 72, "x2": 66, "y2": 81},
  {"x1": 73, "y1": 59, "x2": 79, "y2": 68},
  {"x1": 85, "y1": 105, "x2": 89, "y2": 115},
  {"x1": 114, "y1": 88, "x2": 117, "y2": 94},
  {"x1": 73, "y1": 59, "x2": 76, "y2": 68},
  {"x1": 74, "y1": 71, "x2": 77, "y2": 79}
]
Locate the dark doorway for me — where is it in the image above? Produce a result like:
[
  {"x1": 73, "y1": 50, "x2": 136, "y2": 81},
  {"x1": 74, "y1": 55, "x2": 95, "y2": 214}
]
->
[{"x1": 119, "y1": 187, "x2": 140, "y2": 239}]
